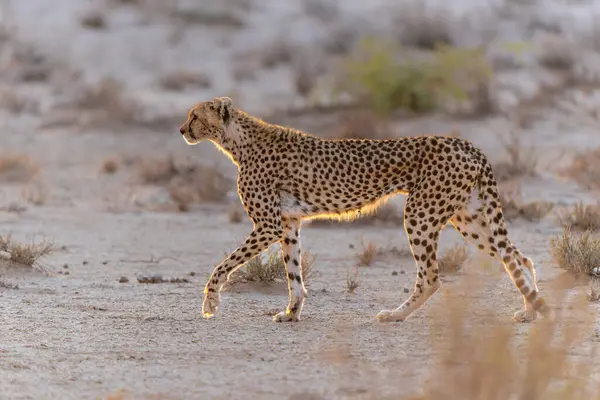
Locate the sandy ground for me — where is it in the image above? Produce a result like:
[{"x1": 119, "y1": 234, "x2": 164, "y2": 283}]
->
[
  {"x1": 0, "y1": 106, "x2": 598, "y2": 400},
  {"x1": 1, "y1": 0, "x2": 600, "y2": 399}
]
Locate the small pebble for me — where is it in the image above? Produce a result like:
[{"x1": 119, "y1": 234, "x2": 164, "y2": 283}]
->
[
  {"x1": 391, "y1": 271, "x2": 398, "y2": 276},
  {"x1": 102, "y1": 261, "x2": 109, "y2": 265},
  {"x1": 118, "y1": 276, "x2": 129, "y2": 283},
  {"x1": 83, "y1": 261, "x2": 88, "y2": 265},
  {"x1": 63, "y1": 264, "x2": 69, "y2": 269},
  {"x1": 403, "y1": 288, "x2": 410, "y2": 293},
  {"x1": 189, "y1": 271, "x2": 196, "y2": 276},
  {"x1": 349, "y1": 244, "x2": 354, "y2": 249}
]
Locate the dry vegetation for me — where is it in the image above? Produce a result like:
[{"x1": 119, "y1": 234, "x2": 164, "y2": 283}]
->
[
  {"x1": 158, "y1": 70, "x2": 212, "y2": 92},
  {"x1": 101, "y1": 158, "x2": 119, "y2": 174},
  {"x1": 407, "y1": 278, "x2": 599, "y2": 400},
  {"x1": 537, "y1": 35, "x2": 576, "y2": 71},
  {"x1": 346, "y1": 266, "x2": 359, "y2": 293},
  {"x1": 558, "y1": 201, "x2": 600, "y2": 231},
  {"x1": 493, "y1": 133, "x2": 538, "y2": 182},
  {"x1": 70, "y1": 77, "x2": 141, "y2": 129},
  {"x1": 550, "y1": 228, "x2": 600, "y2": 277},
  {"x1": 227, "y1": 204, "x2": 244, "y2": 223},
  {"x1": 393, "y1": 3, "x2": 454, "y2": 50},
  {"x1": 438, "y1": 243, "x2": 469, "y2": 274},
  {"x1": 499, "y1": 185, "x2": 554, "y2": 222},
  {"x1": 0, "y1": 151, "x2": 40, "y2": 183},
  {"x1": 227, "y1": 249, "x2": 317, "y2": 286},
  {"x1": 80, "y1": 11, "x2": 107, "y2": 30},
  {"x1": 560, "y1": 146, "x2": 600, "y2": 189},
  {"x1": 356, "y1": 240, "x2": 378, "y2": 267},
  {"x1": 0, "y1": 234, "x2": 54, "y2": 268},
  {"x1": 136, "y1": 155, "x2": 233, "y2": 211},
  {"x1": 21, "y1": 181, "x2": 49, "y2": 206},
  {"x1": 354, "y1": 240, "x2": 412, "y2": 267},
  {"x1": 260, "y1": 40, "x2": 294, "y2": 69},
  {"x1": 333, "y1": 110, "x2": 392, "y2": 140}
]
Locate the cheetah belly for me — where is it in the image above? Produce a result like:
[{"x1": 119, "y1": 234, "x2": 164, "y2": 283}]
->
[{"x1": 280, "y1": 191, "x2": 388, "y2": 221}]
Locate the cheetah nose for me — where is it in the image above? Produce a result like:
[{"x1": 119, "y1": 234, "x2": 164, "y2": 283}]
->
[{"x1": 180, "y1": 126, "x2": 185, "y2": 135}]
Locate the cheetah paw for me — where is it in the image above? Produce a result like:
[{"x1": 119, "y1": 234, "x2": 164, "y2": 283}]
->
[
  {"x1": 376, "y1": 309, "x2": 405, "y2": 323},
  {"x1": 512, "y1": 309, "x2": 537, "y2": 323},
  {"x1": 273, "y1": 310, "x2": 299, "y2": 323},
  {"x1": 202, "y1": 292, "x2": 220, "y2": 319}
]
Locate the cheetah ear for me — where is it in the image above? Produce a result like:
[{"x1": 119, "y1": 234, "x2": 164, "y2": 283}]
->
[{"x1": 212, "y1": 97, "x2": 233, "y2": 125}]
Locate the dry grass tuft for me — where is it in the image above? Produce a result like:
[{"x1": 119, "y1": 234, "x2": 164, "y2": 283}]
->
[
  {"x1": 101, "y1": 158, "x2": 119, "y2": 174},
  {"x1": 333, "y1": 111, "x2": 392, "y2": 140},
  {"x1": 0, "y1": 234, "x2": 54, "y2": 268},
  {"x1": 228, "y1": 249, "x2": 317, "y2": 286},
  {"x1": 136, "y1": 155, "x2": 233, "y2": 210},
  {"x1": 558, "y1": 201, "x2": 600, "y2": 232},
  {"x1": 80, "y1": 11, "x2": 107, "y2": 30},
  {"x1": 499, "y1": 185, "x2": 554, "y2": 222},
  {"x1": 493, "y1": 133, "x2": 538, "y2": 182},
  {"x1": 393, "y1": 3, "x2": 454, "y2": 50},
  {"x1": 322, "y1": 23, "x2": 359, "y2": 55},
  {"x1": 560, "y1": 146, "x2": 600, "y2": 189},
  {"x1": 537, "y1": 35, "x2": 575, "y2": 71},
  {"x1": 408, "y1": 278, "x2": 598, "y2": 400},
  {"x1": 303, "y1": 0, "x2": 339, "y2": 23},
  {"x1": 356, "y1": 240, "x2": 378, "y2": 266},
  {"x1": 234, "y1": 252, "x2": 286, "y2": 283},
  {"x1": 550, "y1": 228, "x2": 600, "y2": 277},
  {"x1": 73, "y1": 77, "x2": 141, "y2": 128},
  {"x1": 346, "y1": 266, "x2": 360, "y2": 293},
  {"x1": 300, "y1": 250, "x2": 318, "y2": 285},
  {"x1": 0, "y1": 152, "x2": 40, "y2": 183},
  {"x1": 438, "y1": 244, "x2": 469, "y2": 274},
  {"x1": 169, "y1": 7, "x2": 245, "y2": 29},
  {"x1": 21, "y1": 181, "x2": 49, "y2": 206},
  {"x1": 292, "y1": 58, "x2": 320, "y2": 98},
  {"x1": 159, "y1": 70, "x2": 212, "y2": 92},
  {"x1": 228, "y1": 204, "x2": 244, "y2": 223},
  {"x1": 260, "y1": 41, "x2": 293, "y2": 69}
]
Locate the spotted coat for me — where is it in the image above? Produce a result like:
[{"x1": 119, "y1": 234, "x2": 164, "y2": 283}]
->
[{"x1": 179, "y1": 97, "x2": 552, "y2": 323}]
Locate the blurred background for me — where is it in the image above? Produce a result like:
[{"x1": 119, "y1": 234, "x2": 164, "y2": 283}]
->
[
  {"x1": 2, "y1": 2, "x2": 600, "y2": 399},
  {"x1": 0, "y1": 0, "x2": 598, "y2": 213}
]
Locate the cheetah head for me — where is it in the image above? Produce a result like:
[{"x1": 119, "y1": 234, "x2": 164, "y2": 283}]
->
[{"x1": 179, "y1": 97, "x2": 233, "y2": 145}]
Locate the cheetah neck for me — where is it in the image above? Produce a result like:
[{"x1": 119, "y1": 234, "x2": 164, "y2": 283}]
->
[{"x1": 210, "y1": 109, "x2": 289, "y2": 167}]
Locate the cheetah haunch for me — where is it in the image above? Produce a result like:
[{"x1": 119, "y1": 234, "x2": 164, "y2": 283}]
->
[{"x1": 179, "y1": 97, "x2": 553, "y2": 323}]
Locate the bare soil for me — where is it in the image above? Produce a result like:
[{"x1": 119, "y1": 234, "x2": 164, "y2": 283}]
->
[{"x1": 0, "y1": 106, "x2": 599, "y2": 400}]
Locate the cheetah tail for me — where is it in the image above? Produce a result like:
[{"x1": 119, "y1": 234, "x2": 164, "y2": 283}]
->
[{"x1": 476, "y1": 162, "x2": 508, "y2": 236}]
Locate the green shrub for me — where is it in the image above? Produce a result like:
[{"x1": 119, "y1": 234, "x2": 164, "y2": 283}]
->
[{"x1": 341, "y1": 38, "x2": 493, "y2": 116}]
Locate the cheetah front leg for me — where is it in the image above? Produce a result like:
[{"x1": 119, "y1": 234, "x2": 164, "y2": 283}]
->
[
  {"x1": 202, "y1": 221, "x2": 283, "y2": 319},
  {"x1": 274, "y1": 216, "x2": 307, "y2": 322}
]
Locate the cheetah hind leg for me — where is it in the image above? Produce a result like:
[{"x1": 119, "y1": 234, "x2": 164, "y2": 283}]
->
[
  {"x1": 450, "y1": 207, "x2": 553, "y2": 323},
  {"x1": 376, "y1": 229, "x2": 443, "y2": 322}
]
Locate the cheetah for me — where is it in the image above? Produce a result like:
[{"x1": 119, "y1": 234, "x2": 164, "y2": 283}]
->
[{"x1": 179, "y1": 96, "x2": 553, "y2": 324}]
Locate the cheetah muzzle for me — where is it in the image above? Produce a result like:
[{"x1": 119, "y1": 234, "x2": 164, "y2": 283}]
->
[{"x1": 178, "y1": 96, "x2": 554, "y2": 324}]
